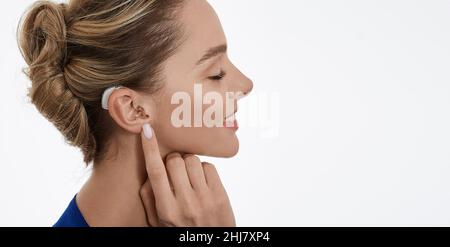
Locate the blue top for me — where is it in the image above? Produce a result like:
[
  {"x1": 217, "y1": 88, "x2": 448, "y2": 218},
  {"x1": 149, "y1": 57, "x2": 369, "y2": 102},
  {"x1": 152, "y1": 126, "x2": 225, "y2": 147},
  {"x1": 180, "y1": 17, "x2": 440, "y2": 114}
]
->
[{"x1": 53, "y1": 194, "x2": 89, "y2": 227}]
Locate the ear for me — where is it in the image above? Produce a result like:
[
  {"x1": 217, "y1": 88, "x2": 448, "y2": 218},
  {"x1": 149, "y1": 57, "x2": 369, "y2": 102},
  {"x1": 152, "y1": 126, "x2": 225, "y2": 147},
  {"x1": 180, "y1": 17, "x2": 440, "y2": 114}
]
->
[{"x1": 106, "y1": 88, "x2": 155, "y2": 134}]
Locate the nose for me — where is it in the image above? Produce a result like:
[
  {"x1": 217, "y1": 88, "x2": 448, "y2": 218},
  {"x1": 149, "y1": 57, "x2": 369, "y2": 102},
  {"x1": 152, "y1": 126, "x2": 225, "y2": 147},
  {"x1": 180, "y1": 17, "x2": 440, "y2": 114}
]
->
[
  {"x1": 231, "y1": 66, "x2": 254, "y2": 99},
  {"x1": 241, "y1": 75, "x2": 253, "y2": 97}
]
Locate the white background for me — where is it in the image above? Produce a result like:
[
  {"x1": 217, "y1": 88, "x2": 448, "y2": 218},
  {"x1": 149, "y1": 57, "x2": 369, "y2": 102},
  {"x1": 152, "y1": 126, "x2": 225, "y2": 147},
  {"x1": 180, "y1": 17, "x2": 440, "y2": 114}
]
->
[{"x1": 1, "y1": 0, "x2": 450, "y2": 226}]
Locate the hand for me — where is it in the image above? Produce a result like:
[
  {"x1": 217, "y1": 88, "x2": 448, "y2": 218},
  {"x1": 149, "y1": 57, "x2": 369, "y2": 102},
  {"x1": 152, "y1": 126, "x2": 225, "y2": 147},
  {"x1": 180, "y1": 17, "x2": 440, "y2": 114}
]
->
[{"x1": 139, "y1": 124, "x2": 236, "y2": 227}]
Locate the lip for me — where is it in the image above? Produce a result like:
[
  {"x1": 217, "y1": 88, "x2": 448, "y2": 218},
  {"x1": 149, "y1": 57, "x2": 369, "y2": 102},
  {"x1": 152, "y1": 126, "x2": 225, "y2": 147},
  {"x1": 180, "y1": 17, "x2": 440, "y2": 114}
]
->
[
  {"x1": 224, "y1": 119, "x2": 239, "y2": 131},
  {"x1": 223, "y1": 111, "x2": 239, "y2": 131}
]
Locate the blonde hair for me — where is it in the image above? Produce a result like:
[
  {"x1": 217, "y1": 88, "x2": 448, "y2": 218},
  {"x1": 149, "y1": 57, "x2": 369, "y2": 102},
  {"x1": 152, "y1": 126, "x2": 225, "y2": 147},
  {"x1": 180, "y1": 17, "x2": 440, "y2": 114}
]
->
[{"x1": 17, "y1": 0, "x2": 184, "y2": 165}]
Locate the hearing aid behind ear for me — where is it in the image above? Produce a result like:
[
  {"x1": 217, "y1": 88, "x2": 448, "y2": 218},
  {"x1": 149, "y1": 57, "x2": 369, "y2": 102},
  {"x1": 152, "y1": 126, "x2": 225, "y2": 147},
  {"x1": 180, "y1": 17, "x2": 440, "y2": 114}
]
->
[{"x1": 101, "y1": 86, "x2": 124, "y2": 110}]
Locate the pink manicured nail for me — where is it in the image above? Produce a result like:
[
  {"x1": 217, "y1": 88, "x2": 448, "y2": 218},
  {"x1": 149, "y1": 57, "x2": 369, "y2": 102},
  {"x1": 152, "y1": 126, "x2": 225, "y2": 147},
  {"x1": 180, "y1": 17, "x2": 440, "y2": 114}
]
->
[{"x1": 143, "y1": 123, "x2": 153, "y2": 140}]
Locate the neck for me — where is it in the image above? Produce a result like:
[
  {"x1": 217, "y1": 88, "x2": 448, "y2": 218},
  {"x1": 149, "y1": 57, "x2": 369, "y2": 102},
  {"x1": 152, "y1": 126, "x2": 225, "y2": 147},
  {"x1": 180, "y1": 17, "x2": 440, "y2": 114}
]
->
[{"x1": 76, "y1": 129, "x2": 168, "y2": 227}]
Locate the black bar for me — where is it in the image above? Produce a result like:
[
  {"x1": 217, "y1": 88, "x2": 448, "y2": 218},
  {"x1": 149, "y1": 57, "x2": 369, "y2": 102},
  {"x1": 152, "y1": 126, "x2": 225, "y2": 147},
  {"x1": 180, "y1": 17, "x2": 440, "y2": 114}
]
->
[{"x1": 0, "y1": 227, "x2": 448, "y2": 246}]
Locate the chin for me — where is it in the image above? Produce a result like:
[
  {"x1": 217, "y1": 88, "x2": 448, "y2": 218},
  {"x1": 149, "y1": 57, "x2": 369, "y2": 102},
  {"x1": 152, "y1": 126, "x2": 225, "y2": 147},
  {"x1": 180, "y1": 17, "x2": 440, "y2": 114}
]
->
[
  {"x1": 218, "y1": 145, "x2": 239, "y2": 158},
  {"x1": 202, "y1": 136, "x2": 240, "y2": 158}
]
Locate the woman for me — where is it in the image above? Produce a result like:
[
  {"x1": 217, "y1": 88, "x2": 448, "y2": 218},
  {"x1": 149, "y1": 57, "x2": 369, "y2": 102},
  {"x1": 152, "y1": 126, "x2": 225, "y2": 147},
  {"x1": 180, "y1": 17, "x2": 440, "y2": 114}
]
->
[{"x1": 17, "y1": 0, "x2": 253, "y2": 227}]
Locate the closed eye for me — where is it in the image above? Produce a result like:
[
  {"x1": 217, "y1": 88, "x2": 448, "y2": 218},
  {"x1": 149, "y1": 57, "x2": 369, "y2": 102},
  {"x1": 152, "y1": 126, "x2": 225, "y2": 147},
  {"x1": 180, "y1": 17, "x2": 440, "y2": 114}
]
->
[{"x1": 208, "y1": 70, "x2": 226, "y2": 81}]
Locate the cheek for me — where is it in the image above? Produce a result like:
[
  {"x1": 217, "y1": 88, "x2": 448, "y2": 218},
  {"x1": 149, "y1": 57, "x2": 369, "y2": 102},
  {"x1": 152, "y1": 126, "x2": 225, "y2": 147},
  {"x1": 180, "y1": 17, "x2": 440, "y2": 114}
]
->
[{"x1": 154, "y1": 87, "x2": 240, "y2": 157}]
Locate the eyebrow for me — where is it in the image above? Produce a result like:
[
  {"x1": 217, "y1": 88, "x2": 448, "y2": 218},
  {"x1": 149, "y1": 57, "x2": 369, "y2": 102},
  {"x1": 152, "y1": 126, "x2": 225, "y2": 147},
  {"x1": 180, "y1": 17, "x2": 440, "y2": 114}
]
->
[{"x1": 196, "y1": 44, "x2": 227, "y2": 66}]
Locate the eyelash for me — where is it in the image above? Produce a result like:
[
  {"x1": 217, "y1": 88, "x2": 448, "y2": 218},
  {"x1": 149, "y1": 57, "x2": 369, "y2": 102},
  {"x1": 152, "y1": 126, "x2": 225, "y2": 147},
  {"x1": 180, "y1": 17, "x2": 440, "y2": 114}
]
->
[{"x1": 208, "y1": 70, "x2": 226, "y2": 81}]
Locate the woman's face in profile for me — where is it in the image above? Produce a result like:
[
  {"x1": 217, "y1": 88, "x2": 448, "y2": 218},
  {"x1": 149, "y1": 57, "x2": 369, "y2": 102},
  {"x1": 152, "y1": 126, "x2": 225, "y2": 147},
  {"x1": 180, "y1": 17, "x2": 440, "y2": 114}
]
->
[{"x1": 149, "y1": 0, "x2": 253, "y2": 158}]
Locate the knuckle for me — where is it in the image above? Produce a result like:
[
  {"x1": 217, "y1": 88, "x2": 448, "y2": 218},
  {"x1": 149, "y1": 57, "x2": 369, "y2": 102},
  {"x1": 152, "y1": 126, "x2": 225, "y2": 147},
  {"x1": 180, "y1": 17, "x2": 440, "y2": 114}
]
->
[
  {"x1": 148, "y1": 165, "x2": 166, "y2": 178},
  {"x1": 140, "y1": 185, "x2": 148, "y2": 196},
  {"x1": 202, "y1": 162, "x2": 216, "y2": 170},
  {"x1": 183, "y1": 206, "x2": 200, "y2": 221},
  {"x1": 179, "y1": 197, "x2": 200, "y2": 220},
  {"x1": 203, "y1": 162, "x2": 219, "y2": 177},
  {"x1": 139, "y1": 189, "x2": 147, "y2": 200},
  {"x1": 166, "y1": 152, "x2": 183, "y2": 165},
  {"x1": 158, "y1": 208, "x2": 176, "y2": 223},
  {"x1": 183, "y1": 154, "x2": 201, "y2": 165}
]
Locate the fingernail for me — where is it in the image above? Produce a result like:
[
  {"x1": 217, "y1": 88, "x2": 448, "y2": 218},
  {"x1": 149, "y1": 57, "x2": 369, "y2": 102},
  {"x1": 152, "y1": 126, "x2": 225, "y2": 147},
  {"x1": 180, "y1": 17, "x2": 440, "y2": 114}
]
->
[{"x1": 143, "y1": 123, "x2": 153, "y2": 140}]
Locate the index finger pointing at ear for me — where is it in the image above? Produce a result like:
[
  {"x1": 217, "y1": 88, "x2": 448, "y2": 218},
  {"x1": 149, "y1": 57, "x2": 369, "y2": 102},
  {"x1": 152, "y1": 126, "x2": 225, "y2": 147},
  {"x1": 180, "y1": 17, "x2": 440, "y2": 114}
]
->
[{"x1": 141, "y1": 123, "x2": 174, "y2": 204}]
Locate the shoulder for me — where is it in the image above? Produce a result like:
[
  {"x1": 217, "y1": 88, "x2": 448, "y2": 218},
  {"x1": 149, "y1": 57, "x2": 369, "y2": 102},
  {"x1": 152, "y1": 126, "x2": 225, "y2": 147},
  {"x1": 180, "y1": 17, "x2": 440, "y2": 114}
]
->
[{"x1": 53, "y1": 194, "x2": 89, "y2": 227}]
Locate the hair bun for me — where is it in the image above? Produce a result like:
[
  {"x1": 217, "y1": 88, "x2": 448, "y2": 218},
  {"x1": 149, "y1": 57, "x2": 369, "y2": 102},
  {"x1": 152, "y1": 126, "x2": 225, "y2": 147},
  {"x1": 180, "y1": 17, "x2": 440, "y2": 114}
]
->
[
  {"x1": 19, "y1": 1, "x2": 67, "y2": 72},
  {"x1": 18, "y1": 1, "x2": 97, "y2": 165}
]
